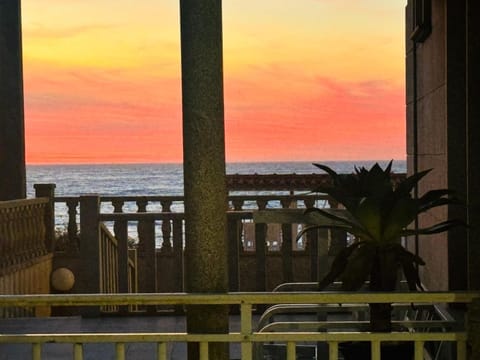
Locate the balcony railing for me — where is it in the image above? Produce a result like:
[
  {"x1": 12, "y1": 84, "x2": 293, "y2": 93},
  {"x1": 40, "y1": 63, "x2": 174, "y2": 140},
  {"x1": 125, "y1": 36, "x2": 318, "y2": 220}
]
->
[
  {"x1": 0, "y1": 197, "x2": 53, "y2": 317},
  {"x1": 0, "y1": 198, "x2": 50, "y2": 268},
  {"x1": 0, "y1": 291, "x2": 478, "y2": 360},
  {"x1": 52, "y1": 191, "x2": 337, "y2": 305}
]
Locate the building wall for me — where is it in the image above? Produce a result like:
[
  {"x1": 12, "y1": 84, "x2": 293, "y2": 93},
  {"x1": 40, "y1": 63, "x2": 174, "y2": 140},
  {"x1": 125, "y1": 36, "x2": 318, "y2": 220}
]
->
[
  {"x1": 406, "y1": 0, "x2": 449, "y2": 290},
  {"x1": 406, "y1": 0, "x2": 480, "y2": 290}
]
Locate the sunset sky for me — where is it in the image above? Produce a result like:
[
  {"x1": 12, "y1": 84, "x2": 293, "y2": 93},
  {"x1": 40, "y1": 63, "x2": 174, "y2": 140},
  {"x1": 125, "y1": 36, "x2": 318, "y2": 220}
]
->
[{"x1": 22, "y1": 0, "x2": 407, "y2": 164}]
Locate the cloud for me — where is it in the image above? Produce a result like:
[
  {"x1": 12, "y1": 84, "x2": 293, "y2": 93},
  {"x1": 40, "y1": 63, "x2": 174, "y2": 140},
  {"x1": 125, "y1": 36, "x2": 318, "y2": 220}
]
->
[
  {"x1": 23, "y1": 63, "x2": 182, "y2": 163},
  {"x1": 23, "y1": 23, "x2": 118, "y2": 39},
  {"x1": 23, "y1": 55, "x2": 404, "y2": 164},
  {"x1": 224, "y1": 72, "x2": 405, "y2": 162}
]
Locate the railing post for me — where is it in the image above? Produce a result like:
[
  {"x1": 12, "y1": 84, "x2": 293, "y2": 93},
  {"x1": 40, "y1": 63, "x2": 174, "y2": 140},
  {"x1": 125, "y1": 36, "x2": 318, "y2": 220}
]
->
[
  {"x1": 137, "y1": 198, "x2": 157, "y2": 313},
  {"x1": 79, "y1": 195, "x2": 100, "y2": 316},
  {"x1": 255, "y1": 200, "x2": 267, "y2": 292},
  {"x1": 281, "y1": 199, "x2": 293, "y2": 283},
  {"x1": 172, "y1": 218, "x2": 184, "y2": 292},
  {"x1": 304, "y1": 198, "x2": 320, "y2": 281},
  {"x1": 326, "y1": 198, "x2": 346, "y2": 279},
  {"x1": 227, "y1": 213, "x2": 240, "y2": 292},
  {"x1": 172, "y1": 217, "x2": 184, "y2": 314},
  {"x1": 307, "y1": 229, "x2": 320, "y2": 281},
  {"x1": 34, "y1": 183, "x2": 56, "y2": 252},
  {"x1": 112, "y1": 199, "x2": 129, "y2": 314},
  {"x1": 66, "y1": 199, "x2": 79, "y2": 253},
  {"x1": 160, "y1": 200, "x2": 173, "y2": 252}
]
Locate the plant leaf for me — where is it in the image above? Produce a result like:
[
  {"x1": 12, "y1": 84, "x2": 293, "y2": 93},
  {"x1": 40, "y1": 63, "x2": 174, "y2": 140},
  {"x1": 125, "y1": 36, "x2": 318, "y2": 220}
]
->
[
  {"x1": 340, "y1": 243, "x2": 375, "y2": 290},
  {"x1": 353, "y1": 197, "x2": 382, "y2": 241},
  {"x1": 296, "y1": 223, "x2": 353, "y2": 242},
  {"x1": 401, "y1": 219, "x2": 466, "y2": 236},
  {"x1": 418, "y1": 197, "x2": 460, "y2": 214},
  {"x1": 373, "y1": 247, "x2": 399, "y2": 291},
  {"x1": 394, "y1": 245, "x2": 425, "y2": 290},
  {"x1": 394, "y1": 169, "x2": 432, "y2": 196},
  {"x1": 381, "y1": 198, "x2": 419, "y2": 241},
  {"x1": 318, "y1": 243, "x2": 361, "y2": 290},
  {"x1": 313, "y1": 163, "x2": 339, "y2": 180}
]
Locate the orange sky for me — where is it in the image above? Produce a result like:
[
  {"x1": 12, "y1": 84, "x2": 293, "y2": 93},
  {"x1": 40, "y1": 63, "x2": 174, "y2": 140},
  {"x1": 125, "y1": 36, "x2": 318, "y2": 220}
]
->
[{"x1": 22, "y1": 0, "x2": 407, "y2": 164}]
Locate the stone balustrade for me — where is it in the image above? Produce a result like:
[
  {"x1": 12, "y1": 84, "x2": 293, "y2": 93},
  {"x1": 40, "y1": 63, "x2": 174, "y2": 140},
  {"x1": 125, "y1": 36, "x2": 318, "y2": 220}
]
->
[
  {"x1": 47, "y1": 192, "x2": 339, "y2": 315},
  {"x1": 40, "y1": 173, "x2": 407, "y2": 314},
  {"x1": 0, "y1": 174, "x2": 407, "y2": 317}
]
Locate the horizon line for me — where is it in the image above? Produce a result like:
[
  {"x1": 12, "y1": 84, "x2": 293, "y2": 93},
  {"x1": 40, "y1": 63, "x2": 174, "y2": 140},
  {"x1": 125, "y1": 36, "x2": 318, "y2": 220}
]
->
[{"x1": 26, "y1": 158, "x2": 407, "y2": 166}]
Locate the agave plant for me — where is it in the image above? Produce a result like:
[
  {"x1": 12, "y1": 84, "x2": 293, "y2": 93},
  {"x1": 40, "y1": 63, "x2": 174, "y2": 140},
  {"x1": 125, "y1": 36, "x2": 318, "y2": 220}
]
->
[{"x1": 302, "y1": 161, "x2": 462, "y2": 332}]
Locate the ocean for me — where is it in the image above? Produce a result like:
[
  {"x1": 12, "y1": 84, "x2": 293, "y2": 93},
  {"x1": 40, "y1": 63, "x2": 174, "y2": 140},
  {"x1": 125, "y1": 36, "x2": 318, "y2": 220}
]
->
[
  {"x1": 26, "y1": 160, "x2": 406, "y2": 197},
  {"x1": 26, "y1": 160, "x2": 406, "y2": 242}
]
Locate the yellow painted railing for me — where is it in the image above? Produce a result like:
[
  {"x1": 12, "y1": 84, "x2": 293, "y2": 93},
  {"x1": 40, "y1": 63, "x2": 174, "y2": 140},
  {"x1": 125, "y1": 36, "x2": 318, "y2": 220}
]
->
[{"x1": 0, "y1": 292, "x2": 478, "y2": 359}]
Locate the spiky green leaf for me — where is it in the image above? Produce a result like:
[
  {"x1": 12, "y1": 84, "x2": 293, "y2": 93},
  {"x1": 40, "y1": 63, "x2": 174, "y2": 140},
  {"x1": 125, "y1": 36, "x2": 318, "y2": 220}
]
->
[
  {"x1": 318, "y1": 243, "x2": 361, "y2": 290},
  {"x1": 401, "y1": 219, "x2": 466, "y2": 236},
  {"x1": 340, "y1": 243, "x2": 375, "y2": 290}
]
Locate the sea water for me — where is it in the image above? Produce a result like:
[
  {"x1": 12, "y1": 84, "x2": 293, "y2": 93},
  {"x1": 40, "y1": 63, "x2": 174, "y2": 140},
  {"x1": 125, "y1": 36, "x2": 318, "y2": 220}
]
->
[
  {"x1": 26, "y1": 160, "x2": 406, "y2": 197},
  {"x1": 26, "y1": 160, "x2": 406, "y2": 244}
]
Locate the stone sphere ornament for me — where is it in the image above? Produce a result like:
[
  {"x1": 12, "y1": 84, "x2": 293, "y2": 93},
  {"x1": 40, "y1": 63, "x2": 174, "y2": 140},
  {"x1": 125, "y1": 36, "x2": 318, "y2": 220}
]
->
[{"x1": 50, "y1": 267, "x2": 75, "y2": 292}]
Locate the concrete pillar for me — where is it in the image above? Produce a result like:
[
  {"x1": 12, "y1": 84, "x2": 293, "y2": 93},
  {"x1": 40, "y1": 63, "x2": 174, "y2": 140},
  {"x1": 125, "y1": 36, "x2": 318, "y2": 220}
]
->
[
  {"x1": 0, "y1": 1, "x2": 26, "y2": 200},
  {"x1": 180, "y1": 0, "x2": 229, "y2": 359}
]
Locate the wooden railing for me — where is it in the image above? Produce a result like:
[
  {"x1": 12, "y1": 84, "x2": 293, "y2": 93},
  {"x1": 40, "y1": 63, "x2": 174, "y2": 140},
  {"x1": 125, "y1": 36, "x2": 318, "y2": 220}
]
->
[
  {"x1": 99, "y1": 223, "x2": 119, "y2": 312},
  {"x1": 0, "y1": 197, "x2": 54, "y2": 317},
  {"x1": 99, "y1": 222, "x2": 138, "y2": 313},
  {"x1": 0, "y1": 198, "x2": 50, "y2": 267},
  {"x1": 127, "y1": 248, "x2": 138, "y2": 312}
]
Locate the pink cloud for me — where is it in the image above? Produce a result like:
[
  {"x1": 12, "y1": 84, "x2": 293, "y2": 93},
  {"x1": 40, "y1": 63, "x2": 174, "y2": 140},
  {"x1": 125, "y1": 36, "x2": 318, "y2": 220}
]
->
[
  {"x1": 24, "y1": 60, "x2": 405, "y2": 164},
  {"x1": 224, "y1": 72, "x2": 405, "y2": 162}
]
